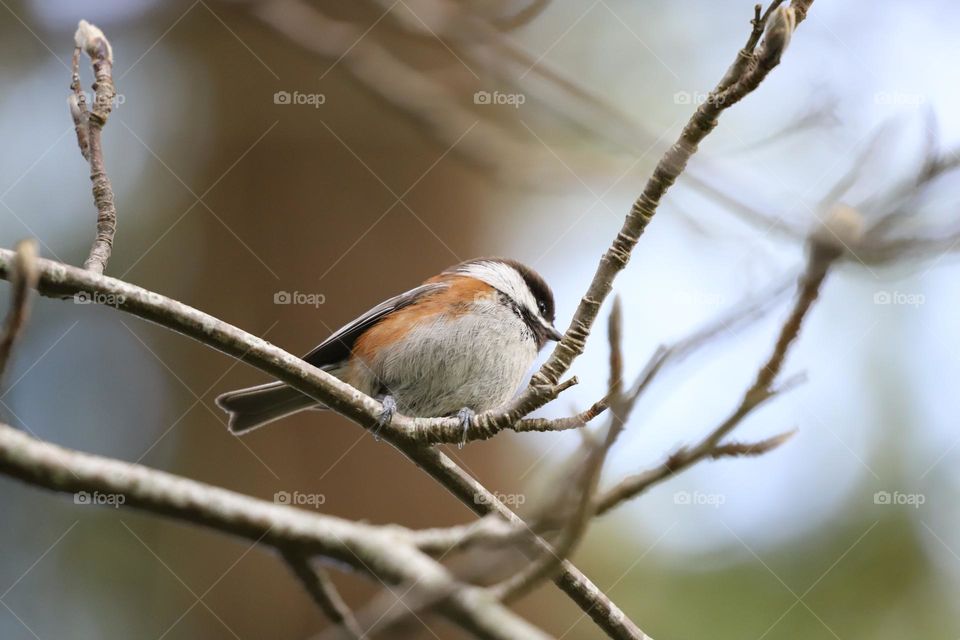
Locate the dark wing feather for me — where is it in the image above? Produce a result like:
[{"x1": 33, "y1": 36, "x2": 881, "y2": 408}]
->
[{"x1": 302, "y1": 282, "x2": 447, "y2": 367}]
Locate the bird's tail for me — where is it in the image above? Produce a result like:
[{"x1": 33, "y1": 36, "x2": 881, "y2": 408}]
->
[{"x1": 216, "y1": 382, "x2": 319, "y2": 435}]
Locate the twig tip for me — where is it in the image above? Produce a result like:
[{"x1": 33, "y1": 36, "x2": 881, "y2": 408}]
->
[{"x1": 75, "y1": 19, "x2": 113, "y2": 64}]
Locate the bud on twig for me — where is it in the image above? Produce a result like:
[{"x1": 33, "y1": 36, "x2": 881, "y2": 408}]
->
[
  {"x1": 810, "y1": 204, "x2": 865, "y2": 253},
  {"x1": 74, "y1": 19, "x2": 113, "y2": 64}
]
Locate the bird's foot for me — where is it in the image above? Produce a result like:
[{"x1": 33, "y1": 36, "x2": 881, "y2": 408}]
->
[
  {"x1": 457, "y1": 407, "x2": 476, "y2": 449},
  {"x1": 374, "y1": 395, "x2": 397, "y2": 441}
]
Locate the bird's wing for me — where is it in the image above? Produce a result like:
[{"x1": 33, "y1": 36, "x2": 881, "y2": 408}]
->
[{"x1": 302, "y1": 282, "x2": 448, "y2": 367}]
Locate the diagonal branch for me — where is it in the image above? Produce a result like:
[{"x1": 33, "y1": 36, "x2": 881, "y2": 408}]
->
[
  {"x1": 491, "y1": 298, "x2": 627, "y2": 602},
  {"x1": 594, "y1": 237, "x2": 836, "y2": 515},
  {"x1": 282, "y1": 552, "x2": 364, "y2": 639},
  {"x1": 469, "y1": 0, "x2": 815, "y2": 437},
  {"x1": 0, "y1": 421, "x2": 551, "y2": 640},
  {"x1": 0, "y1": 3, "x2": 818, "y2": 639}
]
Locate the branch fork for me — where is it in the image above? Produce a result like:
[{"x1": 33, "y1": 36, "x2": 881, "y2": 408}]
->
[{"x1": 0, "y1": 4, "x2": 825, "y2": 639}]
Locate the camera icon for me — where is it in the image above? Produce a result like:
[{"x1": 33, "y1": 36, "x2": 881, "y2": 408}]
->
[
  {"x1": 873, "y1": 291, "x2": 892, "y2": 305},
  {"x1": 673, "y1": 91, "x2": 692, "y2": 105},
  {"x1": 673, "y1": 490, "x2": 691, "y2": 505},
  {"x1": 274, "y1": 291, "x2": 292, "y2": 304},
  {"x1": 274, "y1": 491, "x2": 292, "y2": 505},
  {"x1": 74, "y1": 291, "x2": 92, "y2": 304},
  {"x1": 274, "y1": 91, "x2": 292, "y2": 105},
  {"x1": 473, "y1": 90, "x2": 492, "y2": 105},
  {"x1": 74, "y1": 491, "x2": 91, "y2": 505},
  {"x1": 873, "y1": 491, "x2": 891, "y2": 505}
]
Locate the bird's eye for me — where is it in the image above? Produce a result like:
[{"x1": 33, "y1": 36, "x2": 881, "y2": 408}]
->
[{"x1": 537, "y1": 301, "x2": 547, "y2": 316}]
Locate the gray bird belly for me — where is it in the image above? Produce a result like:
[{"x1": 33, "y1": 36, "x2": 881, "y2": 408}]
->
[{"x1": 373, "y1": 306, "x2": 537, "y2": 417}]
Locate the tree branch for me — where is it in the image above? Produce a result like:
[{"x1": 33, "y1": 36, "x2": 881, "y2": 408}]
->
[
  {"x1": 71, "y1": 20, "x2": 118, "y2": 274},
  {"x1": 0, "y1": 421, "x2": 551, "y2": 639},
  {"x1": 0, "y1": 4, "x2": 821, "y2": 638},
  {"x1": 282, "y1": 552, "x2": 364, "y2": 639},
  {"x1": 479, "y1": 0, "x2": 815, "y2": 433},
  {"x1": 594, "y1": 228, "x2": 838, "y2": 516}
]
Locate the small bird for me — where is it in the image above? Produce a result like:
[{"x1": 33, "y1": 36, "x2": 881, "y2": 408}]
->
[{"x1": 216, "y1": 257, "x2": 562, "y2": 435}]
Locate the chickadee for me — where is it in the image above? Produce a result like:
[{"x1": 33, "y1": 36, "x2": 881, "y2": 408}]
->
[{"x1": 216, "y1": 258, "x2": 563, "y2": 435}]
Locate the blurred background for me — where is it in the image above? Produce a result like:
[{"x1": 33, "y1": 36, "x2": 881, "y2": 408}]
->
[{"x1": 1, "y1": 0, "x2": 959, "y2": 638}]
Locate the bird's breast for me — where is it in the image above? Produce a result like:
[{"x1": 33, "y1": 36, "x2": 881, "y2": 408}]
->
[{"x1": 347, "y1": 279, "x2": 538, "y2": 416}]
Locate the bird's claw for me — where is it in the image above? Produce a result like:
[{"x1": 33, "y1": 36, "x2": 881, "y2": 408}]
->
[
  {"x1": 374, "y1": 395, "x2": 397, "y2": 441},
  {"x1": 457, "y1": 407, "x2": 475, "y2": 449}
]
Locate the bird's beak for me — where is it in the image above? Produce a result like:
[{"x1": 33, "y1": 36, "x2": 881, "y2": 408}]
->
[{"x1": 545, "y1": 323, "x2": 564, "y2": 342}]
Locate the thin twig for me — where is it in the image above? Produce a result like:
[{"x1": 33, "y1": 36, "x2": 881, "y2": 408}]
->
[
  {"x1": 72, "y1": 20, "x2": 118, "y2": 275},
  {"x1": 282, "y1": 552, "x2": 364, "y2": 639},
  {"x1": 594, "y1": 243, "x2": 836, "y2": 516},
  {"x1": 478, "y1": 0, "x2": 814, "y2": 430},
  {"x1": 492, "y1": 299, "x2": 627, "y2": 601}
]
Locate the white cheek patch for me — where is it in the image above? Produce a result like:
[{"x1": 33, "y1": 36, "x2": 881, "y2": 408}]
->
[{"x1": 456, "y1": 261, "x2": 538, "y2": 314}]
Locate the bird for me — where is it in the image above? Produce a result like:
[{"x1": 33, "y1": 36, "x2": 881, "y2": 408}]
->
[{"x1": 216, "y1": 257, "x2": 563, "y2": 436}]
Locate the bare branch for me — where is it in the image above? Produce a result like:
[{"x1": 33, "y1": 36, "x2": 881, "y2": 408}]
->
[
  {"x1": 503, "y1": 0, "x2": 814, "y2": 413},
  {"x1": 411, "y1": 514, "x2": 522, "y2": 556},
  {"x1": 0, "y1": 4, "x2": 821, "y2": 639},
  {"x1": 403, "y1": 445, "x2": 644, "y2": 639},
  {"x1": 282, "y1": 552, "x2": 364, "y2": 639},
  {"x1": 594, "y1": 233, "x2": 837, "y2": 516},
  {"x1": 710, "y1": 428, "x2": 797, "y2": 458},
  {"x1": 71, "y1": 20, "x2": 118, "y2": 275},
  {"x1": 510, "y1": 397, "x2": 609, "y2": 434},
  {"x1": 0, "y1": 248, "x2": 643, "y2": 636},
  {"x1": 0, "y1": 421, "x2": 551, "y2": 639},
  {"x1": 492, "y1": 299, "x2": 627, "y2": 601}
]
